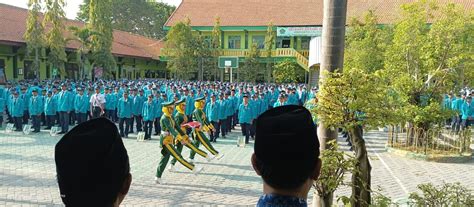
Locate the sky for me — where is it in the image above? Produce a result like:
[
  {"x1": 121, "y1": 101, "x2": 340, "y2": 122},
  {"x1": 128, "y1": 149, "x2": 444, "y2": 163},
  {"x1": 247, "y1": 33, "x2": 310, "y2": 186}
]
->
[{"x1": 0, "y1": 0, "x2": 182, "y2": 20}]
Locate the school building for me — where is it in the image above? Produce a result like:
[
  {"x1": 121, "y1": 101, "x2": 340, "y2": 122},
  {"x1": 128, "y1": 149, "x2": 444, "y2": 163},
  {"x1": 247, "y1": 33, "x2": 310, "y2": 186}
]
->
[
  {"x1": 0, "y1": 3, "x2": 165, "y2": 81},
  {"x1": 162, "y1": 0, "x2": 473, "y2": 82}
]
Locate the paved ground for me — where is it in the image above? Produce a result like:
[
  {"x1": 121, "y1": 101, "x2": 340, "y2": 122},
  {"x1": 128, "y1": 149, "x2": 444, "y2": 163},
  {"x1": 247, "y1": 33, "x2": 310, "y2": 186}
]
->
[{"x1": 0, "y1": 125, "x2": 473, "y2": 206}]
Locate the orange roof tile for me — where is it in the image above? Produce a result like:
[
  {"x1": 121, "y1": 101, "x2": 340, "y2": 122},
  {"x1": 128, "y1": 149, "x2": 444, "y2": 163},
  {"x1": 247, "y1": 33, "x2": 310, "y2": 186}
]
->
[
  {"x1": 0, "y1": 3, "x2": 163, "y2": 60},
  {"x1": 165, "y1": 0, "x2": 473, "y2": 27}
]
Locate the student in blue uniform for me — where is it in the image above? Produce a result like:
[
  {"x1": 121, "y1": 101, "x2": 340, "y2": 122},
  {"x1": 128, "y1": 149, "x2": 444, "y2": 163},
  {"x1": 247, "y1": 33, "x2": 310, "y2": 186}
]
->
[
  {"x1": 153, "y1": 92, "x2": 165, "y2": 135},
  {"x1": 217, "y1": 93, "x2": 227, "y2": 138},
  {"x1": 238, "y1": 94, "x2": 253, "y2": 144},
  {"x1": 142, "y1": 94, "x2": 155, "y2": 140},
  {"x1": 224, "y1": 92, "x2": 234, "y2": 134},
  {"x1": 451, "y1": 93, "x2": 464, "y2": 132},
  {"x1": 0, "y1": 93, "x2": 5, "y2": 127},
  {"x1": 44, "y1": 91, "x2": 56, "y2": 130},
  {"x1": 184, "y1": 88, "x2": 195, "y2": 121},
  {"x1": 29, "y1": 89, "x2": 43, "y2": 132},
  {"x1": 68, "y1": 87, "x2": 76, "y2": 125},
  {"x1": 461, "y1": 96, "x2": 474, "y2": 129},
  {"x1": 134, "y1": 89, "x2": 145, "y2": 132},
  {"x1": 74, "y1": 88, "x2": 89, "y2": 124},
  {"x1": 57, "y1": 84, "x2": 72, "y2": 134},
  {"x1": 20, "y1": 86, "x2": 29, "y2": 124},
  {"x1": 117, "y1": 92, "x2": 133, "y2": 138},
  {"x1": 205, "y1": 93, "x2": 220, "y2": 142},
  {"x1": 105, "y1": 88, "x2": 117, "y2": 121},
  {"x1": 128, "y1": 89, "x2": 136, "y2": 133},
  {"x1": 40, "y1": 89, "x2": 47, "y2": 126},
  {"x1": 10, "y1": 91, "x2": 24, "y2": 131}
]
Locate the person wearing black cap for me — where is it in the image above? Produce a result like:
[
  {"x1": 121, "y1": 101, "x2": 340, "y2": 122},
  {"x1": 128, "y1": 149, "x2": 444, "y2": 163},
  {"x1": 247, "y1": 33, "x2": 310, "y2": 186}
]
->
[
  {"x1": 44, "y1": 91, "x2": 57, "y2": 130},
  {"x1": 55, "y1": 118, "x2": 132, "y2": 207},
  {"x1": 142, "y1": 94, "x2": 155, "y2": 140},
  {"x1": 10, "y1": 91, "x2": 24, "y2": 131},
  {"x1": 238, "y1": 94, "x2": 253, "y2": 143},
  {"x1": 74, "y1": 88, "x2": 89, "y2": 124},
  {"x1": 29, "y1": 89, "x2": 43, "y2": 133},
  {"x1": 57, "y1": 84, "x2": 72, "y2": 134},
  {"x1": 117, "y1": 92, "x2": 133, "y2": 138},
  {"x1": 90, "y1": 87, "x2": 106, "y2": 119},
  {"x1": 253, "y1": 105, "x2": 321, "y2": 206}
]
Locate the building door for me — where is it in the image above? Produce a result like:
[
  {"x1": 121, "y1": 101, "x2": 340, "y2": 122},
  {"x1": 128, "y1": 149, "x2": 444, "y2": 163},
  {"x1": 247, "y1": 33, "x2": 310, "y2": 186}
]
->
[
  {"x1": 277, "y1": 37, "x2": 291, "y2": 48},
  {"x1": 24, "y1": 61, "x2": 36, "y2": 79}
]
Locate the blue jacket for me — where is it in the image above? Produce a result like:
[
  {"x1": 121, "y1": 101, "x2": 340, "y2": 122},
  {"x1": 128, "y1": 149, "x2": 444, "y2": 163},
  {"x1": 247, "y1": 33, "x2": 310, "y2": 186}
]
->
[
  {"x1": 20, "y1": 93, "x2": 30, "y2": 110},
  {"x1": 205, "y1": 101, "x2": 219, "y2": 122},
  {"x1": 154, "y1": 97, "x2": 164, "y2": 119},
  {"x1": 0, "y1": 98, "x2": 4, "y2": 114},
  {"x1": 185, "y1": 95, "x2": 195, "y2": 116},
  {"x1": 74, "y1": 94, "x2": 89, "y2": 113},
  {"x1": 10, "y1": 97, "x2": 24, "y2": 117},
  {"x1": 451, "y1": 98, "x2": 464, "y2": 113},
  {"x1": 225, "y1": 98, "x2": 234, "y2": 117},
  {"x1": 117, "y1": 98, "x2": 132, "y2": 118},
  {"x1": 273, "y1": 100, "x2": 287, "y2": 108},
  {"x1": 57, "y1": 91, "x2": 72, "y2": 112},
  {"x1": 44, "y1": 96, "x2": 56, "y2": 116},
  {"x1": 133, "y1": 95, "x2": 145, "y2": 115},
  {"x1": 142, "y1": 101, "x2": 155, "y2": 121},
  {"x1": 238, "y1": 103, "x2": 253, "y2": 124},
  {"x1": 105, "y1": 93, "x2": 117, "y2": 110},
  {"x1": 461, "y1": 102, "x2": 474, "y2": 120},
  {"x1": 217, "y1": 99, "x2": 227, "y2": 120},
  {"x1": 29, "y1": 95, "x2": 43, "y2": 116}
]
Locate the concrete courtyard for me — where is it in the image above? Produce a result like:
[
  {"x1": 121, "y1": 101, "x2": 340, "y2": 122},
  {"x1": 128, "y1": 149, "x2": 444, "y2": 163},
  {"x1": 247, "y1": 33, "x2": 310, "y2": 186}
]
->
[{"x1": 0, "y1": 126, "x2": 473, "y2": 206}]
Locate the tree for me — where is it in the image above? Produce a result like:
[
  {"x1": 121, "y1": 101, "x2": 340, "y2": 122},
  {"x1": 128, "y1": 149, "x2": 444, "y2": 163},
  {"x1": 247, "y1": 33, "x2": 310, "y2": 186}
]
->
[
  {"x1": 241, "y1": 43, "x2": 260, "y2": 82},
  {"x1": 67, "y1": 26, "x2": 100, "y2": 79},
  {"x1": 165, "y1": 19, "x2": 197, "y2": 80},
  {"x1": 77, "y1": 0, "x2": 175, "y2": 39},
  {"x1": 272, "y1": 59, "x2": 305, "y2": 83},
  {"x1": 345, "y1": 11, "x2": 391, "y2": 73},
  {"x1": 44, "y1": 0, "x2": 67, "y2": 78},
  {"x1": 264, "y1": 22, "x2": 276, "y2": 82},
  {"x1": 88, "y1": 0, "x2": 116, "y2": 78},
  {"x1": 209, "y1": 17, "x2": 222, "y2": 81},
  {"x1": 317, "y1": 68, "x2": 402, "y2": 207},
  {"x1": 194, "y1": 34, "x2": 213, "y2": 81},
  {"x1": 24, "y1": 0, "x2": 44, "y2": 79},
  {"x1": 384, "y1": 1, "x2": 472, "y2": 142}
]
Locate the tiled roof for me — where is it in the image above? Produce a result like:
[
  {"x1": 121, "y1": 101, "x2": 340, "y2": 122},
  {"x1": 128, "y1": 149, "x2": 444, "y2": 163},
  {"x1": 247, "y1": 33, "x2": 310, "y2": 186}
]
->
[
  {"x1": 165, "y1": 0, "x2": 473, "y2": 27},
  {"x1": 0, "y1": 3, "x2": 163, "y2": 59}
]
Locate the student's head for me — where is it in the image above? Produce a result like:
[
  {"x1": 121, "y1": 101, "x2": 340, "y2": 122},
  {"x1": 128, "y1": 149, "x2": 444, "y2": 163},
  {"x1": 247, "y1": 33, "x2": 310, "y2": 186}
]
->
[
  {"x1": 32, "y1": 90, "x2": 38, "y2": 96},
  {"x1": 243, "y1": 94, "x2": 249, "y2": 104},
  {"x1": 148, "y1": 94, "x2": 153, "y2": 102},
  {"x1": 78, "y1": 88, "x2": 83, "y2": 95},
  {"x1": 55, "y1": 118, "x2": 132, "y2": 207},
  {"x1": 252, "y1": 106, "x2": 320, "y2": 196},
  {"x1": 467, "y1": 96, "x2": 472, "y2": 104},
  {"x1": 123, "y1": 92, "x2": 129, "y2": 99}
]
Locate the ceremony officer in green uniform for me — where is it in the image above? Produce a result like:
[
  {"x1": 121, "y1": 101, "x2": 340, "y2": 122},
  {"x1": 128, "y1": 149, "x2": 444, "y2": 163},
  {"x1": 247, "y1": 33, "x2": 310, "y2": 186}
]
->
[
  {"x1": 190, "y1": 97, "x2": 223, "y2": 162},
  {"x1": 155, "y1": 101, "x2": 203, "y2": 184},
  {"x1": 169, "y1": 98, "x2": 214, "y2": 172}
]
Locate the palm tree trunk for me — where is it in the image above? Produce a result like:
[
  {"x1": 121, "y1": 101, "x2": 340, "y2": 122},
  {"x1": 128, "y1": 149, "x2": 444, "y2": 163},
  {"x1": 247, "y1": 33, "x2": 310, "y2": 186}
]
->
[
  {"x1": 317, "y1": 0, "x2": 348, "y2": 150},
  {"x1": 314, "y1": 0, "x2": 348, "y2": 205}
]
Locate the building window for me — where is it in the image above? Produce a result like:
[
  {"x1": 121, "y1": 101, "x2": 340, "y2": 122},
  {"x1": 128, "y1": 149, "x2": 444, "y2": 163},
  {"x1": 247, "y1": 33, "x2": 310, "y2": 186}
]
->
[
  {"x1": 301, "y1": 37, "x2": 310, "y2": 50},
  {"x1": 228, "y1": 36, "x2": 241, "y2": 49},
  {"x1": 277, "y1": 37, "x2": 291, "y2": 48},
  {"x1": 252, "y1": 35, "x2": 265, "y2": 49}
]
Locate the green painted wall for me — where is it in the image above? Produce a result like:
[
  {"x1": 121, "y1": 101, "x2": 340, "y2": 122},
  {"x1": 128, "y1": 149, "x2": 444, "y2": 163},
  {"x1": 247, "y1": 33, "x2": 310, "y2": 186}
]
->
[{"x1": 0, "y1": 44, "x2": 164, "y2": 80}]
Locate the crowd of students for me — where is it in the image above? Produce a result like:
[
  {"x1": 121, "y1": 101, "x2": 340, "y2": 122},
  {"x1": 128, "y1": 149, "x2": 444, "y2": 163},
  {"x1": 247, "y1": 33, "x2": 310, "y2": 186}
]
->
[
  {"x1": 0, "y1": 79, "x2": 318, "y2": 140},
  {"x1": 443, "y1": 88, "x2": 474, "y2": 131}
]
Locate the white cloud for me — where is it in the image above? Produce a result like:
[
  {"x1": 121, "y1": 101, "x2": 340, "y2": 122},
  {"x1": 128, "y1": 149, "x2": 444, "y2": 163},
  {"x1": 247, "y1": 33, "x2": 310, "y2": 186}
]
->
[{"x1": 0, "y1": 0, "x2": 182, "y2": 20}]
